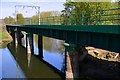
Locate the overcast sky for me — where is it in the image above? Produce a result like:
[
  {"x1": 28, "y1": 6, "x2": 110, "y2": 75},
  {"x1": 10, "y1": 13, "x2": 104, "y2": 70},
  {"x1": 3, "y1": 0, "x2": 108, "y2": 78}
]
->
[{"x1": 0, "y1": 0, "x2": 66, "y2": 19}]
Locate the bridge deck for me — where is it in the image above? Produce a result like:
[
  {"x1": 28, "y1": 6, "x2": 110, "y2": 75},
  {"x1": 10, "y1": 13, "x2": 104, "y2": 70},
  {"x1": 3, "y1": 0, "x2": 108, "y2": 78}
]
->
[
  {"x1": 6, "y1": 25, "x2": 120, "y2": 53},
  {"x1": 8, "y1": 25, "x2": 120, "y2": 34}
]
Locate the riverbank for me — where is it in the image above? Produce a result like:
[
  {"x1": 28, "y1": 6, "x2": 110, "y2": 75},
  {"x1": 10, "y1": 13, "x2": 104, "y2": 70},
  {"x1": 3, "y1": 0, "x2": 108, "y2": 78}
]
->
[
  {"x1": 78, "y1": 47, "x2": 120, "y2": 80},
  {"x1": 67, "y1": 45, "x2": 120, "y2": 79},
  {"x1": 79, "y1": 54, "x2": 120, "y2": 80},
  {"x1": 0, "y1": 24, "x2": 13, "y2": 48},
  {"x1": 86, "y1": 47, "x2": 120, "y2": 62}
]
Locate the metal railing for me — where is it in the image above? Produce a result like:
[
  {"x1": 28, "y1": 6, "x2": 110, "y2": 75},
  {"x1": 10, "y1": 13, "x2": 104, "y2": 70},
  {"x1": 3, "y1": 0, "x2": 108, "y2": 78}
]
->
[
  {"x1": 4, "y1": 8, "x2": 119, "y2": 25},
  {"x1": 39, "y1": 8, "x2": 119, "y2": 25}
]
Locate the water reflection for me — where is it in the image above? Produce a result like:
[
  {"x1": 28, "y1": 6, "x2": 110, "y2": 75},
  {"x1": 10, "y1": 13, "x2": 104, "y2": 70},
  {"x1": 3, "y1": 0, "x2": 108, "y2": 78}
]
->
[
  {"x1": 8, "y1": 43, "x2": 62, "y2": 78},
  {"x1": 1, "y1": 32, "x2": 65, "y2": 78},
  {"x1": 1, "y1": 48, "x2": 25, "y2": 78},
  {"x1": 0, "y1": 49, "x2": 2, "y2": 79},
  {"x1": 22, "y1": 34, "x2": 65, "y2": 71},
  {"x1": 27, "y1": 37, "x2": 32, "y2": 68},
  {"x1": 34, "y1": 35, "x2": 65, "y2": 53},
  {"x1": 21, "y1": 33, "x2": 27, "y2": 48},
  {"x1": 43, "y1": 36, "x2": 65, "y2": 53},
  {"x1": 43, "y1": 50, "x2": 64, "y2": 71}
]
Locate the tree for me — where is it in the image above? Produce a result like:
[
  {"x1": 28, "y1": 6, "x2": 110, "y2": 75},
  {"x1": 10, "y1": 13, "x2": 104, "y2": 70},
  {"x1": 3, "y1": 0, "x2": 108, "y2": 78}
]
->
[
  {"x1": 4, "y1": 16, "x2": 15, "y2": 24},
  {"x1": 61, "y1": 1, "x2": 119, "y2": 25},
  {"x1": 31, "y1": 11, "x2": 61, "y2": 25},
  {"x1": 16, "y1": 13, "x2": 25, "y2": 25},
  {"x1": 31, "y1": 15, "x2": 38, "y2": 24}
]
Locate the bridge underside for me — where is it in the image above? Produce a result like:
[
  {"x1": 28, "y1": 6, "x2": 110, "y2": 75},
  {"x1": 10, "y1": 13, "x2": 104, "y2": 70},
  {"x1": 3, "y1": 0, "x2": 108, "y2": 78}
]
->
[{"x1": 6, "y1": 25, "x2": 120, "y2": 53}]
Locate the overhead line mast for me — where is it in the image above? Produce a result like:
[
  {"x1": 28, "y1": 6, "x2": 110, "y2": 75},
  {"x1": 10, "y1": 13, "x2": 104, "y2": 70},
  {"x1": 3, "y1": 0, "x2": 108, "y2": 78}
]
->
[{"x1": 15, "y1": 5, "x2": 40, "y2": 25}]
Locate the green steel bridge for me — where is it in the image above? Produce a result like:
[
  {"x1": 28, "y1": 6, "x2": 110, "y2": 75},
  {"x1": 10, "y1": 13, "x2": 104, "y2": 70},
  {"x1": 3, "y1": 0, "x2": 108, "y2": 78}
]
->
[{"x1": 6, "y1": 8, "x2": 120, "y2": 53}]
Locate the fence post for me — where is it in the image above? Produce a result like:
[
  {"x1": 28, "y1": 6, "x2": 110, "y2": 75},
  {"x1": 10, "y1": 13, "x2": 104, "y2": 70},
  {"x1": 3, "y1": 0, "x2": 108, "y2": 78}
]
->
[
  {"x1": 52, "y1": 16, "x2": 54, "y2": 25},
  {"x1": 46, "y1": 17, "x2": 49, "y2": 25},
  {"x1": 60, "y1": 16, "x2": 62, "y2": 25}
]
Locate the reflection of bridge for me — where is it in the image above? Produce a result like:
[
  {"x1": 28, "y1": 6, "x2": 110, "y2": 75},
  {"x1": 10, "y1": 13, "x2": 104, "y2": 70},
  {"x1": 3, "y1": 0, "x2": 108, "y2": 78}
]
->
[
  {"x1": 6, "y1": 8, "x2": 120, "y2": 79},
  {"x1": 8, "y1": 43, "x2": 62, "y2": 78}
]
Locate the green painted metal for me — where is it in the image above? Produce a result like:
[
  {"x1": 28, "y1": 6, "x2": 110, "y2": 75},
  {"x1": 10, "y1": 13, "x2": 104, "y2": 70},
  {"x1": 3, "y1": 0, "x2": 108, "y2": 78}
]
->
[
  {"x1": 64, "y1": 43, "x2": 70, "y2": 47},
  {"x1": 52, "y1": 16, "x2": 55, "y2": 25},
  {"x1": 37, "y1": 8, "x2": 119, "y2": 25},
  {"x1": 23, "y1": 25, "x2": 120, "y2": 34},
  {"x1": 6, "y1": 24, "x2": 120, "y2": 53},
  {"x1": 6, "y1": 7, "x2": 120, "y2": 53},
  {"x1": 64, "y1": 43, "x2": 77, "y2": 53},
  {"x1": 64, "y1": 43, "x2": 76, "y2": 48},
  {"x1": 5, "y1": 8, "x2": 119, "y2": 25},
  {"x1": 6, "y1": 24, "x2": 120, "y2": 35},
  {"x1": 60, "y1": 16, "x2": 62, "y2": 25}
]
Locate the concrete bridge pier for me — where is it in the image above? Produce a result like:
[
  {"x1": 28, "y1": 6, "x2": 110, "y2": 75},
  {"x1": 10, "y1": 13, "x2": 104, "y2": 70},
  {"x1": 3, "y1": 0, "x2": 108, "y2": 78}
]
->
[
  {"x1": 6, "y1": 27, "x2": 16, "y2": 45},
  {"x1": 13, "y1": 29, "x2": 24, "y2": 48},
  {"x1": 38, "y1": 35, "x2": 43, "y2": 59},
  {"x1": 9, "y1": 29, "x2": 15, "y2": 44},
  {"x1": 64, "y1": 43, "x2": 78, "y2": 79},
  {"x1": 7, "y1": 28, "x2": 19, "y2": 47},
  {"x1": 64, "y1": 43, "x2": 88, "y2": 80},
  {"x1": 16, "y1": 31, "x2": 23, "y2": 46},
  {"x1": 6, "y1": 27, "x2": 10, "y2": 34}
]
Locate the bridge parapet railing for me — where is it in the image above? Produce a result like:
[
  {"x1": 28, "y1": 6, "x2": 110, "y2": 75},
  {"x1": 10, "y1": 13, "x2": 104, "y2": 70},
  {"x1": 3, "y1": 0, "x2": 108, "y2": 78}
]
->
[
  {"x1": 40, "y1": 16, "x2": 64, "y2": 25},
  {"x1": 39, "y1": 8, "x2": 119, "y2": 25},
  {"x1": 4, "y1": 8, "x2": 119, "y2": 25},
  {"x1": 99, "y1": 8, "x2": 120, "y2": 25}
]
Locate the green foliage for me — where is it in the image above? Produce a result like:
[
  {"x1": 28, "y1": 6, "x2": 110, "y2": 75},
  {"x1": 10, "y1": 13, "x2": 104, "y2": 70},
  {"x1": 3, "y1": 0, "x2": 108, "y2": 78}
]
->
[
  {"x1": 31, "y1": 15, "x2": 38, "y2": 24},
  {"x1": 61, "y1": 2, "x2": 119, "y2": 25},
  {"x1": 4, "y1": 16, "x2": 15, "y2": 24},
  {"x1": 0, "y1": 32, "x2": 7, "y2": 39},
  {"x1": 16, "y1": 13, "x2": 25, "y2": 25},
  {"x1": 30, "y1": 11, "x2": 61, "y2": 25},
  {"x1": 4, "y1": 11, "x2": 61, "y2": 25}
]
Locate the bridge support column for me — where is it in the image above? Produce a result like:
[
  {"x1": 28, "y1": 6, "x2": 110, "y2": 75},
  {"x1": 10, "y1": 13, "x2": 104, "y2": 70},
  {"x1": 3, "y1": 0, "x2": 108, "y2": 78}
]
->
[
  {"x1": 10, "y1": 30, "x2": 15, "y2": 44},
  {"x1": 64, "y1": 42, "x2": 73, "y2": 79},
  {"x1": 6, "y1": 27, "x2": 10, "y2": 33},
  {"x1": 38, "y1": 35, "x2": 43, "y2": 59},
  {"x1": 7, "y1": 28, "x2": 16, "y2": 45},
  {"x1": 16, "y1": 31, "x2": 23, "y2": 46},
  {"x1": 65, "y1": 49, "x2": 74, "y2": 79},
  {"x1": 64, "y1": 43, "x2": 88, "y2": 79}
]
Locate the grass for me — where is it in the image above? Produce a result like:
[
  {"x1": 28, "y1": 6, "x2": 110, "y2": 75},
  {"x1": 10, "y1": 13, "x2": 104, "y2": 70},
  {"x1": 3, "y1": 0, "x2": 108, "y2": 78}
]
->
[
  {"x1": 0, "y1": 32, "x2": 8, "y2": 40},
  {"x1": 0, "y1": 31, "x2": 13, "y2": 48}
]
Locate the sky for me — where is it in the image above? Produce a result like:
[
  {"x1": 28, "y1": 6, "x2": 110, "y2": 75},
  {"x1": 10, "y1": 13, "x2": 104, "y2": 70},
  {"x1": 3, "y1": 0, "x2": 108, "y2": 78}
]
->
[
  {"x1": 0, "y1": 0, "x2": 66, "y2": 19},
  {"x1": 0, "y1": 0, "x2": 119, "y2": 19}
]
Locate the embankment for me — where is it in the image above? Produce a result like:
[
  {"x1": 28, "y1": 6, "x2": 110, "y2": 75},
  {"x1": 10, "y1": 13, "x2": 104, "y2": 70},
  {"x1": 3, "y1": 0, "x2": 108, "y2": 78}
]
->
[{"x1": 0, "y1": 24, "x2": 13, "y2": 48}]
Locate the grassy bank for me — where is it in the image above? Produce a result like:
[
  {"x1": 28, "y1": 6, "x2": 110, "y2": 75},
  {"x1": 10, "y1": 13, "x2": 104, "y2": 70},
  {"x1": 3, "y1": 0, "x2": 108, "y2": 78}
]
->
[
  {"x1": 0, "y1": 31, "x2": 13, "y2": 48},
  {"x1": 0, "y1": 24, "x2": 13, "y2": 48},
  {"x1": 0, "y1": 32, "x2": 8, "y2": 40}
]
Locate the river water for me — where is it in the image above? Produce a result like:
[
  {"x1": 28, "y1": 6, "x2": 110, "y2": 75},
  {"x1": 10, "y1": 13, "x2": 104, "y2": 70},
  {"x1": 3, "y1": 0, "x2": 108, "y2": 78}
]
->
[{"x1": 1, "y1": 34, "x2": 65, "y2": 79}]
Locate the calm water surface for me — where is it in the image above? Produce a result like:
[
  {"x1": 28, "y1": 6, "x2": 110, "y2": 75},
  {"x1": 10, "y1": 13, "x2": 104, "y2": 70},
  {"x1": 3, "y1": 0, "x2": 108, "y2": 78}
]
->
[
  {"x1": 22, "y1": 34, "x2": 65, "y2": 71},
  {"x1": 0, "y1": 49, "x2": 2, "y2": 79},
  {"x1": 1, "y1": 34, "x2": 65, "y2": 79},
  {"x1": 2, "y1": 48, "x2": 25, "y2": 78}
]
